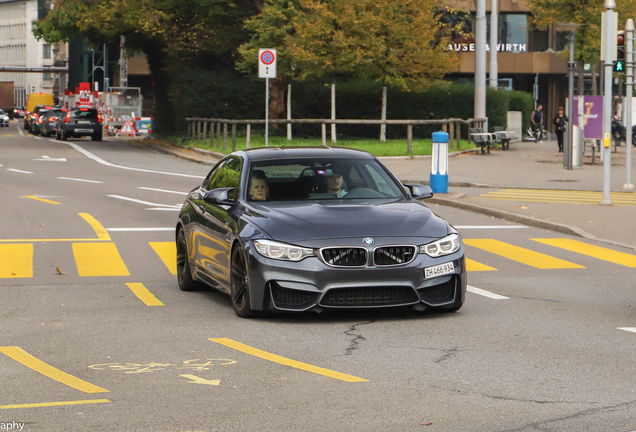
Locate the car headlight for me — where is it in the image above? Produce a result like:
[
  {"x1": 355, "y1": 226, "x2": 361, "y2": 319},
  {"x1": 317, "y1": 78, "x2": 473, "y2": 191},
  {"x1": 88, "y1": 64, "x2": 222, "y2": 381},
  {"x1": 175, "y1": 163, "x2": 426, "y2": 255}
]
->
[
  {"x1": 419, "y1": 234, "x2": 461, "y2": 257},
  {"x1": 254, "y1": 240, "x2": 314, "y2": 262}
]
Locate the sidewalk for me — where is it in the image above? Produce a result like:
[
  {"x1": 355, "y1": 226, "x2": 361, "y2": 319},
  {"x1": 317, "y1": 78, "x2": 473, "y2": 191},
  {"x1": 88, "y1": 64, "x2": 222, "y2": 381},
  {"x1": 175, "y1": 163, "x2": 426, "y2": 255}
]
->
[{"x1": 129, "y1": 137, "x2": 636, "y2": 250}]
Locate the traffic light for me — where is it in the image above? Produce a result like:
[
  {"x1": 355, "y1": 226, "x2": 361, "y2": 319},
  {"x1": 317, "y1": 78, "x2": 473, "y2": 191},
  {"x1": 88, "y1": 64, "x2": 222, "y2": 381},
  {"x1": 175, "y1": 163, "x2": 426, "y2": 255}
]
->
[{"x1": 615, "y1": 31, "x2": 625, "y2": 72}]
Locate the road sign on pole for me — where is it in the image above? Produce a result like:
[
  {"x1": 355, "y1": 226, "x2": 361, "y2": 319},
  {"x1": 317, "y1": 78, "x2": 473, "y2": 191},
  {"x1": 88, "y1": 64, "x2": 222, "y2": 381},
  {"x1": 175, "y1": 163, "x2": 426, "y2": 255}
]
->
[
  {"x1": 258, "y1": 49, "x2": 277, "y2": 147},
  {"x1": 258, "y1": 49, "x2": 277, "y2": 79}
]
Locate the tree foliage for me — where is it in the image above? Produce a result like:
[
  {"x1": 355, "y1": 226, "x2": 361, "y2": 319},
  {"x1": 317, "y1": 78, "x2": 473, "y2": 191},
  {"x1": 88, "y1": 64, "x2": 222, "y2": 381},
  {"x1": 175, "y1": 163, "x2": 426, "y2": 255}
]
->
[{"x1": 238, "y1": 0, "x2": 457, "y2": 88}]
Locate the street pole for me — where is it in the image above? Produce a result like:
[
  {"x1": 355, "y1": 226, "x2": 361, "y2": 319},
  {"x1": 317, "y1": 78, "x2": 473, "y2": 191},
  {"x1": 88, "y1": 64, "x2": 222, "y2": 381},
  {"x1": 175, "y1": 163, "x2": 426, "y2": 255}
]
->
[
  {"x1": 565, "y1": 30, "x2": 575, "y2": 170},
  {"x1": 265, "y1": 77, "x2": 269, "y2": 147},
  {"x1": 624, "y1": 19, "x2": 634, "y2": 191},
  {"x1": 601, "y1": 0, "x2": 615, "y2": 206},
  {"x1": 475, "y1": 0, "x2": 487, "y2": 125},
  {"x1": 489, "y1": 0, "x2": 498, "y2": 88}
]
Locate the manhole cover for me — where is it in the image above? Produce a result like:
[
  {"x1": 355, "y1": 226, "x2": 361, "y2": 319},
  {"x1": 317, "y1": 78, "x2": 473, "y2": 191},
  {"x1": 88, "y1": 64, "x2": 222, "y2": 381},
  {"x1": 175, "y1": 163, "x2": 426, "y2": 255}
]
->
[{"x1": 547, "y1": 179, "x2": 580, "y2": 182}]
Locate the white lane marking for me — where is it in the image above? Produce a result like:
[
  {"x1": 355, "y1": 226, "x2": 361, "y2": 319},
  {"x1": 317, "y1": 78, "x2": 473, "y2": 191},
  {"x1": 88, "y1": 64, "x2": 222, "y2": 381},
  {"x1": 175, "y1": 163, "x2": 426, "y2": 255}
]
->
[
  {"x1": 7, "y1": 168, "x2": 33, "y2": 174},
  {"x1": 35, "y1": 155, "x2": 67, "y2": 162},
  {"x1": 455, "y1": 225, "x2": 528, "y2": 229},
  {"x1": 617, "y1": 327, "x2": 636, "y2": 334},
  {"x1": 108, "y1": 194, "x2": 181, "y2": 209},
  {"x1": 107, "y1": 227, "x2": 174, "y2": 232},
  {"x1": 58, "y1": 177, "x2": 104, "y2": 183},
  {"x1": 139, "y1": 187, "x2": 188, "y2": 195},
  {"x1": 17, "y1": 125, "x2": 24, "y2": 136},
  {"x1": 34, "y1": 136, "x2": 42, "y2": 140},
  {"x1": 63, "y1": 142, "x2": 205, "y2": 179},
  {"x1": 467, "y1": 285, "x2": 510, "y2": 300}
]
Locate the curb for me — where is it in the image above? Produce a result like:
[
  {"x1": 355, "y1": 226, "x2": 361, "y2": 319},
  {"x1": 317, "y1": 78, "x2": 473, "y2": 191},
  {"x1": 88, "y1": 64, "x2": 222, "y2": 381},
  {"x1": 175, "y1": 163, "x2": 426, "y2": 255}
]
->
[
  {"x1": 427, "y1": 196, "x2": 636, "y2": 251},
  {"x1": 378, "y1": 148, "x2": 479, "y2": 160}
]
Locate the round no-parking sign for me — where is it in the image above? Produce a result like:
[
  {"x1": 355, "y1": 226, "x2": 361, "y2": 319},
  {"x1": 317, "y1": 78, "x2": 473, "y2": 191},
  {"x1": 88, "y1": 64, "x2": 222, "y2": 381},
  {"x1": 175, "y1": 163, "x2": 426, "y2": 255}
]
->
[{"x1": 258, "y1": 48, "x2": 277, "y2": 79}]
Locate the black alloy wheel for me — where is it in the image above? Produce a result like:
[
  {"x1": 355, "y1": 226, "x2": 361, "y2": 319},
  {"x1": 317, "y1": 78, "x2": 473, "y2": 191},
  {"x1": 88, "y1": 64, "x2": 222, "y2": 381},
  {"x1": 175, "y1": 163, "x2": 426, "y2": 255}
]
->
[
  {"x1": 230, "y1": 246, "x2": 257, "y2": 318},
  {"x1": 176, "y1": 228, "x2": 204, "y2": 292}
]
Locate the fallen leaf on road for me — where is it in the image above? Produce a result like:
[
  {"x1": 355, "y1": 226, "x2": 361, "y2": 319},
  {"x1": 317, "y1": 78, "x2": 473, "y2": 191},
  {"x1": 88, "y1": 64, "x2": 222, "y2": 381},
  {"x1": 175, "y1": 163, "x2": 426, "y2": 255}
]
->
[
  {"x1": 56, "y1": 267, "x2": 66, "y2": 275},
  {"x1": 519, "y1": 206, "x2": 528, "y2": 210},
  {"x1": 422, "y1": 423, "x2": 433, "y2": 426},
  {"x1": 40, "y1": 223, "x2": 44, "y2": 227}
]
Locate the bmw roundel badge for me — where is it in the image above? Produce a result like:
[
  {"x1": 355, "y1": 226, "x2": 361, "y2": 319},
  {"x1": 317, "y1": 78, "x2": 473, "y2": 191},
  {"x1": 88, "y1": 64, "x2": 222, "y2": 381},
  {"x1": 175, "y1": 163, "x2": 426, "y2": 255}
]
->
[{"x1": 363, "y1": 238, "x2": 374, "y2": 246}]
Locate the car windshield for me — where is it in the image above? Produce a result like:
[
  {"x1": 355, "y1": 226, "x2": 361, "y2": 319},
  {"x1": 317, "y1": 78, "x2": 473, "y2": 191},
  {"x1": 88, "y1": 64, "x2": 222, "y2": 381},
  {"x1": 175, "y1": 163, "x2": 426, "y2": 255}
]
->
[
  {"x1": 50, "y1": 109, "x2": 65, "y2": 117},
  {"x1": 247, "y1": 158, "x2": 406, "y2": 202},
  {"x1": 0, "y1": 110, "x2": 5, "y2": 115}
]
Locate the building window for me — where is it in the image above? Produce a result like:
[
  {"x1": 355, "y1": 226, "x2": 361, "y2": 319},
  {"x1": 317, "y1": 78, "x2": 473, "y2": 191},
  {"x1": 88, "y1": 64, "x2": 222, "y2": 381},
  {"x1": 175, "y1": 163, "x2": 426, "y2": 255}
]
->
[
  {"x1": 43, "y1": 72, "x2": 51, "y2": 80},
  {"x1": 43, "y1": 44, "x2": 51, "y2": 59},
  {"x1": 499, "y1": 14, "x2": 527, "y2": 52}
]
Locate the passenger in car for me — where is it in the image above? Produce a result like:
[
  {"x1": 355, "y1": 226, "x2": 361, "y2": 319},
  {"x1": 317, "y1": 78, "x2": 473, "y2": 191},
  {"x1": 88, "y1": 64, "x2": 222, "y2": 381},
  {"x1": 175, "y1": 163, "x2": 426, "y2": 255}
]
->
[
  {"x1": 249, "y1": 170, "x2": 270, "y2": 201},
  {"x1": 326, "y1": 165, "x2": 347, "y2": 198}
]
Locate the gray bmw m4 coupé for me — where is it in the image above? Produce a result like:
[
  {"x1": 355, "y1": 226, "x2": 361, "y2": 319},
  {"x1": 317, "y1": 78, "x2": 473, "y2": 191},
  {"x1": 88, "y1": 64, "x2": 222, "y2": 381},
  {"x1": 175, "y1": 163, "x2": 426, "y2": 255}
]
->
[{"x1": 176, "y1": 147, "x2": 466, "y2": 317}]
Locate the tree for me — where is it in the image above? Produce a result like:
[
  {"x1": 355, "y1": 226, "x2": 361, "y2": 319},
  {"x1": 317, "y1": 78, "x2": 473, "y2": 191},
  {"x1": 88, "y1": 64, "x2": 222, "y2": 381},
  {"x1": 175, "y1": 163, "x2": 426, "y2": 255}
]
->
[
  {"x1": 238, "y1": 0, "x2": 457, "y2": 140},
  {"x1": 32, "y1": 0, "x2": 257, "y2": 133}
]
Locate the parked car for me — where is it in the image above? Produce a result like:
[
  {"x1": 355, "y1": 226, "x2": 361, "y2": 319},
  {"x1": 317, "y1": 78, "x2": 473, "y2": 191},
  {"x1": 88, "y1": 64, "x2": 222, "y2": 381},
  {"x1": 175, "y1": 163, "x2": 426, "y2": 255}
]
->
[
  {"x1": 56, "y1": 107, "x2": 102, "y2": 141},
  {"x1": 0, "y1": 109, "x2": 9, "y2": 127},
  {"x1": 176, "y1": 147, "x2": 466, "y2": 318},
  {"x1": 26, "y1": 105, "x2": 52, "y2": 133},
  {"x1": 30, "y1": 108, "x2": 50, "y2": 135},
  {"x1": 13, "y1": 107, "x2": 25, "y2": 118},
  {"x1": 40, "y1": 108, "x2": 66, "y2": 137}
]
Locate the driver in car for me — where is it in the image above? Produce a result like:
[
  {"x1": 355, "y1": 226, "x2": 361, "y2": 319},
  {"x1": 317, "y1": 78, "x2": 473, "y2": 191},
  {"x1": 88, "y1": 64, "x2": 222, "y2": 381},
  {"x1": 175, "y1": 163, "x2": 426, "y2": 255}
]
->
[{"x1": 326, "y1": 165, "x2": 347, "y2": 198}]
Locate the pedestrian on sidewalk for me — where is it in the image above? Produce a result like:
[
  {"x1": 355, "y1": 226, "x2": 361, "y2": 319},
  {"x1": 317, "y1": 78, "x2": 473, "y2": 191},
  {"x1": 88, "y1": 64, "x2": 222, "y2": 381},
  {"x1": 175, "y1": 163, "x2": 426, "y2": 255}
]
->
[
  {"x1": 553, "y1": 107, "x2": 568, "y2": 153},
  {"x1": 531, "y1": 104, "x2": 544, "y2": 143}
]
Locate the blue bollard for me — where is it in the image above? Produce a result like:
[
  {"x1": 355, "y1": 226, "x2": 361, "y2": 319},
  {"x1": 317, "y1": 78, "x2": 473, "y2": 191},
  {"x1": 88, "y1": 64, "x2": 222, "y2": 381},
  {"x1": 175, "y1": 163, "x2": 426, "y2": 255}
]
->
[{"x1": 430, "y1": 131, "x2": 449, "y2": 193}]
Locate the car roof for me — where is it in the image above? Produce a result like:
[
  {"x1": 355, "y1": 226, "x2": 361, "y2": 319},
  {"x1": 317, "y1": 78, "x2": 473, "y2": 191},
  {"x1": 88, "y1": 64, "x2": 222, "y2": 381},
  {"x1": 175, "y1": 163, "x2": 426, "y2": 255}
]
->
[{"x1": 236, "y1": 146, "x2": 376, "y2": 162}]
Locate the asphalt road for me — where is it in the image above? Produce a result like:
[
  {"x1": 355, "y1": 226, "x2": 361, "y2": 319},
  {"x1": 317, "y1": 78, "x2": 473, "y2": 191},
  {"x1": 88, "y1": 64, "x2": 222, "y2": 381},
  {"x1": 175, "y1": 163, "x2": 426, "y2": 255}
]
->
[{"x1": 2, "y1": 122, "x2": 636, "y2": 432}]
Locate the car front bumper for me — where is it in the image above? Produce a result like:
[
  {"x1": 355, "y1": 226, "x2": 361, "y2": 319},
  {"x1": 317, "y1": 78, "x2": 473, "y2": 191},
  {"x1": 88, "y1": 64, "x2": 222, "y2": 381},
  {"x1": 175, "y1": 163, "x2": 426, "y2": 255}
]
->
[{"x1": 244, "y1": 243, "x2": 466, "y2": 313}]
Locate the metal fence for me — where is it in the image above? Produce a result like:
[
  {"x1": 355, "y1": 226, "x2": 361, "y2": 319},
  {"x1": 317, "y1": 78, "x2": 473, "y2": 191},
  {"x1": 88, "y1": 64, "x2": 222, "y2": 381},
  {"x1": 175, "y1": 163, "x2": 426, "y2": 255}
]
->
[{"x1": 185, "y1": 117, "x2": 487, "y2": 155}]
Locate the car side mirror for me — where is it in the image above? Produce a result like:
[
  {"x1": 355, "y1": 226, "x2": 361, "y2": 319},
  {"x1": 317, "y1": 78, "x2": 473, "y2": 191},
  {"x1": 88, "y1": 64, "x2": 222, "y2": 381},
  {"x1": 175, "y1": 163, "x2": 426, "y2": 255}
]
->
[
  {"x1": 403, "y1": 183, "x2": 433, "y2": 200},
  {"x1": 203, "y1": 187, "x2": 235, "y2": 205}
]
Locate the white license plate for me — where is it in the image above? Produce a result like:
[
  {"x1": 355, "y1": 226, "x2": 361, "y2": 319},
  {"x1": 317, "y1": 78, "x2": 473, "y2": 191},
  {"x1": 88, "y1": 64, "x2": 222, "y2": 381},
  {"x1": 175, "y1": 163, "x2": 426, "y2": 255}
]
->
[
  {"x1": 78, "y1": 121, "x2": 91, "y2": 124},
  {"x1": 424, "y1": 262, "x2": 454, "y2": 279},
  {"x1": 75, "y1": 129, "x2": 93, "y2": 133}
]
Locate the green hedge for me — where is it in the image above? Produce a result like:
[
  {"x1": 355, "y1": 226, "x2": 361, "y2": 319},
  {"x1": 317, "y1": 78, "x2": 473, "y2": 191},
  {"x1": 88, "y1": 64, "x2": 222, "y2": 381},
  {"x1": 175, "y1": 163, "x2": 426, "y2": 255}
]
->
[{"x1": 174, "y1": 68, "x2": 532, "y2": 139}]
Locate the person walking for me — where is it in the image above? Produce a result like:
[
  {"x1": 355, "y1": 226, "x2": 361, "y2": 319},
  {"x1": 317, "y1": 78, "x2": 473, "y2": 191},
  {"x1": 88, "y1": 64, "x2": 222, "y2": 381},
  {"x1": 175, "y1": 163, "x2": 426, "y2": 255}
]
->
[
  {"x1": 553, "y1": 107, "x2": 568, "y2": 153},
  {"x1": 531, "y1": 104, "x2": 544, "y2": 143}
]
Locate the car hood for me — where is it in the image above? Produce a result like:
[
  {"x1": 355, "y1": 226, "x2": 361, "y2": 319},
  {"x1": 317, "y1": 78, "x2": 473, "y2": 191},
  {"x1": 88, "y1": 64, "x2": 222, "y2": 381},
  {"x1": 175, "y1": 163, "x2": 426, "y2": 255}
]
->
[{"x1": 242, "y1": 200, "x2": 449, "y2": 243}]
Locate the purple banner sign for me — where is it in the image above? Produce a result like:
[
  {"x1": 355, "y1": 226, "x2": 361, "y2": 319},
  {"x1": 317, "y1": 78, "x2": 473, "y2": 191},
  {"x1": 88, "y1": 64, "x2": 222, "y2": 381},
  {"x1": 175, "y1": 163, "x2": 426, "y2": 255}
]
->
[{"x1": 572, "y1": 96, "x2": 603, "y2": 139}]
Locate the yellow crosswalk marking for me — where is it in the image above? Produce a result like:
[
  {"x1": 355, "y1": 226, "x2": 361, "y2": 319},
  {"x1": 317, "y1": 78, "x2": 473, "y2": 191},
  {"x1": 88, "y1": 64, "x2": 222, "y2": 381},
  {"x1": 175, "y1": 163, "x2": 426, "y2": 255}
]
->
[
  {"x1": 0, "y1": 244, "x2": 33, "y2": 278},
  {"x1": 72, "y1": 243, "x2": 130, "y2": 276},
  {"x1": 475, "y1": 189, "x2": 636, "y2": 206},
  {"x1": 149, "y1": 242, "x2": 177, "y2": 275},
  {"x1": 463, "y1": 239, "x2": 585, "y2": 269},
  {"x1": 126, "y1": 282, "x2": 164, "y2": 306},
  {"x1": 531, "y1": 238, "x2": 636, "y2": 268},
  {"x1": 466, "y1": 258, "x2": 497, "y2": 271}
]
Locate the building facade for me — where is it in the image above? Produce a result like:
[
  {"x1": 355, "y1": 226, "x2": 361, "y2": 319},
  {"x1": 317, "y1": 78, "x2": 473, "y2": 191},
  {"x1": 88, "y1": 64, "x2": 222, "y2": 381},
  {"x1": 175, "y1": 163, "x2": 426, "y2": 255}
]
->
[
  {"x1": 447, "y1": 0, "x2": 569, "y2": 132},
  {"x1": 0, "y1": 0, "x2": 68, "y2": 107}
]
